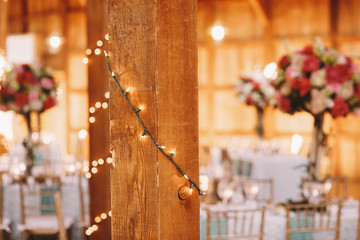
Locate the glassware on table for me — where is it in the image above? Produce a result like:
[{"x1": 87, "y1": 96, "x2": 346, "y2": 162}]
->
[
  {"x1": 217, "y1": 179, "x2": 234, "y2": 205},
  {"x1": 243, "y1": 181, "x2": 259, "y2": 200}
]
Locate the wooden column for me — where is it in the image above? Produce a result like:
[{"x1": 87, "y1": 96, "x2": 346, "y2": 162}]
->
[
  {"x1": 0, "y1": 0, "x2": 8, "y2": 49},
  {"x1": 87, "y1": 0, "x2": 111, "y2": 239},
  {"x1": 108, "y1": 1, "x2": 199, "y2": 239}
]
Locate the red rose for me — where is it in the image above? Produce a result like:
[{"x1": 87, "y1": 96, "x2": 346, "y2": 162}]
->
[
  {"x1": 300, "y1": 45, "x2": 313, "y2": 55},
  {"x1": 302, "y1": 55, "x2": 320, "y2": 72},
  {"x1": 298, "y1": 77, "x2": 312, "y2": 97},
  {"x1": 279, "y1": 96, "x2": 292, "y2": 112},
  {"x1": 326, "y1": 65, "x2": 351, "y2": 84},
  {"x1": 290, "y1": 77, "x2": 301, "y2": 90},
  {"x1": 279, "y1": 55, "x2": 291, "y2": 69},
  {"x1": 17, "y1": 70, "x2": 34, "y2": 84},
  {"x1": 355, "y1": 84, "x2": 360, "y2": 101},
  {"x1": 43, "y1": 97, "x2": 57, "y2": 110},
  {"x1": 0, "y1": 85, "x2": 15, "y2": 96},
  {"x1": 330, "y1": 97, "x2": 349, "y2": 117},
  {"x1": 253, "y1": 82, "x2": 260, "y2": 91},
  {"x1": 246, "y1": 96, "x2": 252, "y2": 105},
  {"x1": 15, "y1": 92, "x2": 28, "y2": 109}
]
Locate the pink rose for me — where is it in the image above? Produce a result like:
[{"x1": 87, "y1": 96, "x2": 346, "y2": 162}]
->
[
  {"x1": 0, "y1": 104, "x2": 8, "y2": 111},
  {"x1": 285, "y1": 66, "x2": 300, "y2": 81},
  {"x1": 302, "y1": 55, "x2": 320, "y2": 72},
  {"x1": 28, "y1": 91, "x2": 39, "y2": 102},
  {"x1": 346, "y1": 57, "x2": 360, "y2": 73},
  {"x1": 43, "y1": 96, "x2": 57, "y2": 110},
  {"x1": 41, "y1": 77, "x2": 54, "y2": 90},
  {"x1": 330, "y1": 97, "x2": 349, "y2": 117}
]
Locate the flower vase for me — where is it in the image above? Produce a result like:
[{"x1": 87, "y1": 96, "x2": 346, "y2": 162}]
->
[
  {"x1": 23, "y1": 112, "x2": 41, "y2": 175},
  {"x1": 308, "y1": 113, "x2": 325, "y2": 181},
  {"x1": 256, "y1": 106, "x2": 264, "y2": 139}
]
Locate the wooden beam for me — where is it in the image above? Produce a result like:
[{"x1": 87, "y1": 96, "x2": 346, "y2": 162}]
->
[
  {"x1": 329, "y1": 0, "x2": 339, "y2": 48},
  {"x1": 87, "y1": 0, "x2": 111, "y2": 239},
  {"x1": 0, "y1": 1, "x2": 8, "y2": 49},
  {"x1": 248, "y1": 0, "x2": 269, "y2": 27},
  {"x1": 108, "y1": 1, "x2": 199, "y2": 239}
]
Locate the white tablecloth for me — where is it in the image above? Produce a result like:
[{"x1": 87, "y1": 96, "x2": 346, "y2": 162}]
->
[{"x1": 237, "y1": 152, "x2": 308, "y2": 203}]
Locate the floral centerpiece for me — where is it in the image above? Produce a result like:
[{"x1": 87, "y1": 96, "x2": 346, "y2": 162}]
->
[
  {"x1": 236, "y1": 68, "x2": 275, "y2": 138},
  {"x1": 272, "y1": 39, "x2": 360, "y2": 183},
  {"x1": 0, "y1": 64, "x2": 58, "y2": 174}
]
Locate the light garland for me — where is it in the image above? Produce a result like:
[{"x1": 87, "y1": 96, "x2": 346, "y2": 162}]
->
[
  {"x1": 104, "y1": 50, "x2": 204, "y2": 196},
  {"x1": 85, "y1": 210, "x2": 112, "y2": 236}
]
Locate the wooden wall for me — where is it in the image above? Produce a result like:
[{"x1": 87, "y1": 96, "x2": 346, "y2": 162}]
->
[
  {"x1": 6, "y1": 0, "x2": 88, "y2": 157},
  {"x1": 197, "y1": 0, "x2": 360, "y2": 179}
]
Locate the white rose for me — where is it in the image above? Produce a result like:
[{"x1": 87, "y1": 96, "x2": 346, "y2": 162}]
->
[
  {"x1": 291, "y1": 54, "x2": 305, "y2": 71},
  {"x1": 29, "y1": 100, "x2": 43, "y2": 112},
  {"x1": 243, "y1": 84, "x2": 253, "y2": 95},
  {"x1": 338, "y1": 81, "x2": 354, "y2": 100},
  {"x1": 280, "y1": 81, "x2": 292, "y2": 96},
  {"x1": 310, "y1": 69, "x2": 326, "y2": 87}
]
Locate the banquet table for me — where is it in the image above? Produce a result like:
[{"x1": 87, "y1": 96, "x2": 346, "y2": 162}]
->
[
  {"x1": 230, "y1": 151, "x2": 308, "y2": 203},
  {"x1": 200, "y1": 200, "x2": 359, "y2": 240},
  {"x1": 3, "y1": 176, "x2": 88, "y2": 240}
]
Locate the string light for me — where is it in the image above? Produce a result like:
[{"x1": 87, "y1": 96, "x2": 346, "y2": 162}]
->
[
  {"x1": 102, "y1": 102, "x2": 108, "y2": 109},
  {"x1": 105, "y1": 34, "x2": 109, "y2": 41},
  {"x1": 94, "y1": 48, "x2": 101, "y2": 55},
  {"x1": 89, "y1": 116, "x2": 95, "y2": 123},
  {"x1": 105, "y1": 52, "x2": 203, "y2": 195},
  {"x1": 83, "y1": 57, "x2": 89, "y2": 64},
  {"x1": 91, "y1": 167, "x2": 98, "y2": 174},
  {"x1": 89, "y1": 107, "x2": 96, "y2": 113},
  {"x1": 86, "y1": 49, "x2": 92, "y2": 55},
  {"x1": 98, "y1": 158, "x2": 104, "y2": 165},
  {"x1": 85, "y1": 209, "x2": 112, "y2": 236},
  {"x1": 105, "y1": 92, "x2": 110, "y2": 99},
  {"x1": 95, "y1": 102, "x2": 101, "y2": 108},
  {"x1": 97, "y1": 40, "x2": 103, "y2": 47},
  {"x1": 92, "y1": 160, "x2": 98, "y2": 167}
]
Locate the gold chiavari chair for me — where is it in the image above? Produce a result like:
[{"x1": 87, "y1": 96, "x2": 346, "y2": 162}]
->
[
  {"x1": 0, "y1": 172, "x2": 10, "y2": 240},
  {"x1": 18, "y1": 176, "x2": 73, "y2": 240},
  {"x1": 54, "y1": 192, "x2": 68, "y2": 240},
  {"x1": 205, "y1": 206, "x2": 265, "y2": 240},
  {"x1": 285, "y1": 201, "x2": 342, "y2": 240}
]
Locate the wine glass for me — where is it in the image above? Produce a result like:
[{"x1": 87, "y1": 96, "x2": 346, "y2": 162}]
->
[{"x1": 217, "y1": 179, "x2": 234, "y2": 205}]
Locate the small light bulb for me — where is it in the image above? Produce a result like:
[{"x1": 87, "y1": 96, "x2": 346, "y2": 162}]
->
[
  {"x1": 85, "y1": 230, "x2": 92, "y2": 236},
  {"x1": 108, "y1": 211, "x2": 112, "y2": 217},
  {"x1": 102, "y1": 102, "x2": 108, "y2": 109},
  {"x1": 85, "y1": 49, "x2": 92, "y2": 55},
  {"x1": 95, "y1": 217, "x2": 101, "y2": 223},
  {"x1": 94, "y1": 48, "x2": 101, "y2": 55},
  {"x1": 91, "y1": 168, "x2": 98, "y2": 174},
  {"x1": 189, "y1": 188, "x2": 193, "y2": 195},
  {"x1": 89, "y1": 107, "x2": 95, "y2": 113},
  {"x1": 126, "y1": 87, "x2": 131, "y2": 93},
  {"x1": 184, "y1": 174, "x2": 189, "y2": 180},
  {"x1": 78, "y1": 129, "x2": 88, "y2": 140},
  {"x1": 104, "y1": 50, "x2": 108, "y2": 56},
  {"x1": 139, "y1": 105, "x2": 144, "y2": 110},
  {"x1": 98, "y1": 158, "x2": 104, "y2": 165},
  {"x1": 89, "y1": 116, "x2": 95, "y2": 123},
  {"x1": 95, "y1": 102, "x2": 101, "y2": 108},
  {"x1": 105, "y1": 34, "x2": 109, "y2": 40},
  {"x1": 97, "y1": 40, "x2": 103, "y2": 47},
  {"x1": 211, "y1": 25, "x2": 225, "y2": 42},
  {"x1": 49, "y1": 35, "x2": 61, "y2": 48},
  {"x1": 159, "y1": 145, "x2": 166, "y2": 149},
  {"x1": 101, "y1": 213, "x2": 107, "y2": 219},
  {"x1": 105, "y1": 92, "x2": 110, "y2": 99},
  {"x1": 106, "y1": 157, "x2": 113, "y2": 164},
  {"x1": 83, "y1": 57, "x2": 89, "y2": 64},
  {"x1": 85, "y1": 172, "x2": 91, "y2": 179},
  {"x1": 92, "y1": 225, "x2": 98, "y2": 231},
  {"x1": 111, "y1": 72, "x2": 115, "y2": 77},
  {"x1": 92, "y1": 160, "x2": 98, "y2": 167}
]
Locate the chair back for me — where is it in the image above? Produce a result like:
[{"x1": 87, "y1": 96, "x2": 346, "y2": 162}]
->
[
  {"x1": 54, "y1": 192, "x2": 68, "y2": 240},
  {"x1": 19, "y1": 176, "x2": 62, "y2": 224},
  {"x1": 205, "y1": 206, "x2": 265, "y2": 240},
  {"x1": 285, "y1": 201, "x2": 342, "y2": 240}
]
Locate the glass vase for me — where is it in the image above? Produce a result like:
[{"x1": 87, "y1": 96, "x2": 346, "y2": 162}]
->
[{"x1": 308, "y1": 113, "x2": 325, "y2": 181}]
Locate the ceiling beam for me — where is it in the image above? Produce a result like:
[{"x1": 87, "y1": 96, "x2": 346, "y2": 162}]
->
[{"x1": 248, "y1": 0, "x2": 269, "y2": 26}]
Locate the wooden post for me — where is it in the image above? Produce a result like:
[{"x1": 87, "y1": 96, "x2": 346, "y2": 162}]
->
[
  {"x1": 108, "y1": 1, "x2": 199, "y2": 239},
  {"x1": 87, "y1": 0, "x2": 111, "y2": 239},
  {"x1": 0, "y1": 0, "x2": 8, "y2": 49}
]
